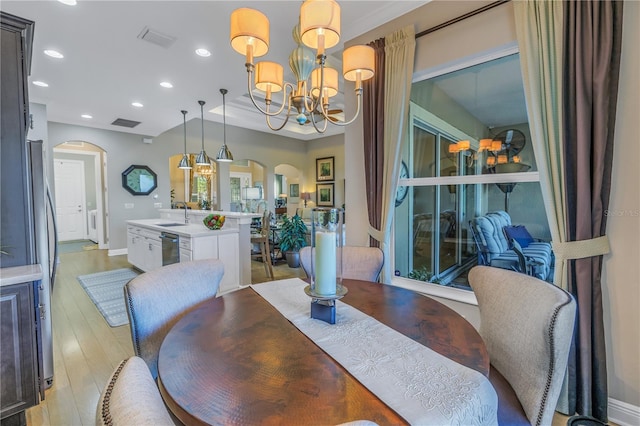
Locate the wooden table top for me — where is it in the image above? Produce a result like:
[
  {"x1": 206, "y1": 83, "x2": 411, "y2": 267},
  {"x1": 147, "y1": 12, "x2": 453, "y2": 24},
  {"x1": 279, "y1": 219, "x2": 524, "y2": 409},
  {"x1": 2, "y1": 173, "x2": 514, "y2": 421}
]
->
[{"x1": 158, "y1": 279, "x2": 489, "y2": 426}]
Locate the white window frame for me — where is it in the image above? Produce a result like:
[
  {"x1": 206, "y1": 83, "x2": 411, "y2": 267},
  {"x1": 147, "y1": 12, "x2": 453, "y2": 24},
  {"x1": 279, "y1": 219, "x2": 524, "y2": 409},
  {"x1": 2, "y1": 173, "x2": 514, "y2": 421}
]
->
[{"x1": 390, "y1": 46, "x2": 541, "y2": 306}]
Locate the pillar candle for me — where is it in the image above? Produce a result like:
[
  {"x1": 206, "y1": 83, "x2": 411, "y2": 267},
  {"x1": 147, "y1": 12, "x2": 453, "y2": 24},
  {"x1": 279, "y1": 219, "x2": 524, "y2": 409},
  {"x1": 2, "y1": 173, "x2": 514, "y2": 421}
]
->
[{"x1": 315, "y1": 231, "x2": 336, "y2": 295}]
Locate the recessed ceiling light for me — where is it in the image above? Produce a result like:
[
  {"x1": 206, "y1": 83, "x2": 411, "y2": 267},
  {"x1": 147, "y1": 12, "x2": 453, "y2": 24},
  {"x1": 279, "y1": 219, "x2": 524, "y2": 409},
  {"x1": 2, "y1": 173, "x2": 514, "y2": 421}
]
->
[
  {"x1": 81, "y1": 114, "x2": 93, "y2": 119},
  {"x1": 44, "y1": 49, "x2": 64, "y2": 59},
  {"x1": 33, "y1": 80, "x2": 49, "y2": 87},
  {"x1": 160, "y1": 81, "x2": 173, "y2": 88},
  {"x1": 131, "y1": 102, "x2": 144, "y2": 108},
  {"x1": 58, "y1": 0, "x2": 77, "y2": 5},
  {"x1": 195, "y1": 48, "x2": 211, "y2": 57}
]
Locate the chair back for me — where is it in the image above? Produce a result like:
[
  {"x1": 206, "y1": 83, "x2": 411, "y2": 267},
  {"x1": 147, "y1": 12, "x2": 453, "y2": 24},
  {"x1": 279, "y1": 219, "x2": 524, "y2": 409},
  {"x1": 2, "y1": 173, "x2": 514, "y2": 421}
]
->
[
  {"x1": 300, "y1": 246, "x2": 384, "y2": 282},
  {"x1": 468, "y1": 266, "x2": 576, "y2": 426},
  {"x1": 124, "y1": 259, "x2": 224, "y2": 379},
  {"x1": 96, "y1": 356, "x2": 175, "y2": 425}
]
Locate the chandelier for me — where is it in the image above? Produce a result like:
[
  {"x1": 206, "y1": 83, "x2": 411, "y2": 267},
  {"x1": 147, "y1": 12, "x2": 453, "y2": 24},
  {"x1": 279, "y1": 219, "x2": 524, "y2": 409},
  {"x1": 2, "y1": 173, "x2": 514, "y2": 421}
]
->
[{"x1": 229, "y1": 0, "x2": 375, "y2": 133}]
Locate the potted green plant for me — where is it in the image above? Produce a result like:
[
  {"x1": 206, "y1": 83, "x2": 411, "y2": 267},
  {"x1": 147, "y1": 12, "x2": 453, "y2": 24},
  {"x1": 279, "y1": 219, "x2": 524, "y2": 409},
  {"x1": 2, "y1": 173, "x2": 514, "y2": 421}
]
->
[{"x1": 278, "y1": 214, "x2": 308, "y2": 268}]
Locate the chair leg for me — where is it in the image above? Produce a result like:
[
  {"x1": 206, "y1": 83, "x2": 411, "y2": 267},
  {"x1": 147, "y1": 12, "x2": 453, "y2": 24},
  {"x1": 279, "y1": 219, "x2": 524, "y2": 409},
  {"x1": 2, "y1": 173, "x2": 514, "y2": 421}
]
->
[
  {"x1": 264, "y1": 239, "x2": 274, "y2": 280},
  {"x1": 259, "y1": 241, "x2": 270, "y2": 278}
]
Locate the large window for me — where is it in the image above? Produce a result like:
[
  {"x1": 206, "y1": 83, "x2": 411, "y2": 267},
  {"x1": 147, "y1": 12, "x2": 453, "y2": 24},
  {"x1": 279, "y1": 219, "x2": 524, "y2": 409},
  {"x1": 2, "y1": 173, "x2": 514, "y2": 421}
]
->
[{"x1": 393, "y1": 53, "x2": 549, "y2": 290}]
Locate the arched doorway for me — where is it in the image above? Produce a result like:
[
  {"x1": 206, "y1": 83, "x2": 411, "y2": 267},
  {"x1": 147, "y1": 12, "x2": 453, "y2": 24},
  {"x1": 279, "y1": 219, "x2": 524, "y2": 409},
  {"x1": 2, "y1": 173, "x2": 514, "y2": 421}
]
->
[{"x1": 53, "y1": 141, "x2": 108, "y2": 249}]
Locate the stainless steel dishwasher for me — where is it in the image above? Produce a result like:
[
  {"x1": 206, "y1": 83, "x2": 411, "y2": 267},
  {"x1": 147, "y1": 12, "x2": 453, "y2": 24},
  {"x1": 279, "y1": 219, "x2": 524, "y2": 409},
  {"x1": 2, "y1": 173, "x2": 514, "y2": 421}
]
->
[{"x1": 160, "y1": 232, "x2": 180, "y2": 266}]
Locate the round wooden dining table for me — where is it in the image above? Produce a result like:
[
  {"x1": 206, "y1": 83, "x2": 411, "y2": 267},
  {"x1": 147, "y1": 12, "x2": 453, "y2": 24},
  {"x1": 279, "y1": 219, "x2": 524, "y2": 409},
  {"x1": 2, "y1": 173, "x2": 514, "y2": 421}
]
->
[{"x1": 157, "y1": 279, "x2": 489, "y2": 425}]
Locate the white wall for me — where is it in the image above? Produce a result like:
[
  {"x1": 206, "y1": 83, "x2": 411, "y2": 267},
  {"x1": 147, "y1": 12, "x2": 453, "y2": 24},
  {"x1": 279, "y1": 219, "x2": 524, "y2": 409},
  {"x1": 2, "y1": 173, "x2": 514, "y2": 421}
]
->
[
  {"x1": 602, "y1": 0, "x2": 640, "y2": 409},
  {"x1": 47, "y1": 119, "x2": 311, "y2": 250},
  {"x1": 306, "y1": 134, "x2": 345, "y2": 210},
  {"x1": 344, "y1": 0, "x2": 640, "y2": 412}
]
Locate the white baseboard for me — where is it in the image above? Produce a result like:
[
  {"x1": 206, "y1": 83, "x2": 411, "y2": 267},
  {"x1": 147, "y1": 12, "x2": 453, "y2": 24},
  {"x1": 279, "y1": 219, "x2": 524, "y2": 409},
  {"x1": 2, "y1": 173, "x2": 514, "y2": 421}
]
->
[
  {"x1": 609, "y1": 398, "x2": 640, "y2": 426},
  {"x1": 108, "y1": 248, "x2": 127, "y2": 257}
]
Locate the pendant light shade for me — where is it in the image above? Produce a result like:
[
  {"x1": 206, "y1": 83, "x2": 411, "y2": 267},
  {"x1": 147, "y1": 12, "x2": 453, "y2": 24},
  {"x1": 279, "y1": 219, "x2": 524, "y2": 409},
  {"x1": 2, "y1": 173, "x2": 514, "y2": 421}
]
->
[
  {"x1": 195, "y1": 100, "x2": 210, "y2": 165},
  {"x1": 178, "y1": 110, "x2": 192, "y2": 169},
  {"x1": 216, "y1": 88, "x2": 234, "y2": 162}
]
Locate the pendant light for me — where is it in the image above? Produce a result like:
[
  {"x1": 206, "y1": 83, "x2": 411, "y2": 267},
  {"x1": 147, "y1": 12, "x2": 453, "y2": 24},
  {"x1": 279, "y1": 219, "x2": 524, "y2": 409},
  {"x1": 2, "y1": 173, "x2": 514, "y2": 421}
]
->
[
  {"x1": 195, "y1": 100, "x2": 209, "y2": 165},
  {"x1": 215, "y1": 88, "x2": 234, "y2": 162},
  {"x1": 177, "y1": 110, "x2": 192, "y2": 169}
]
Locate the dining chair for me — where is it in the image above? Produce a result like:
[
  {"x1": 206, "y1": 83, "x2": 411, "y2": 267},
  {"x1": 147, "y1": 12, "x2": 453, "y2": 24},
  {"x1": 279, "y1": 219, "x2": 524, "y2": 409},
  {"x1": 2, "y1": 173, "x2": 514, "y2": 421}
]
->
[
  {"x1": 124, "y1": 259, "x2": 224, "y2": 379},
  {"x1": 251, "y1": 210, "x2": 274, "y2": 280},
  {"x1": 468, "y1": 265, "x2": 576, "y2": 426},
  {"x1": 96, "y1": 356, "x2": 175, "y2": 425},
  {"x1": 299, "y1": 246, "x2": 384, "y2": 282}
]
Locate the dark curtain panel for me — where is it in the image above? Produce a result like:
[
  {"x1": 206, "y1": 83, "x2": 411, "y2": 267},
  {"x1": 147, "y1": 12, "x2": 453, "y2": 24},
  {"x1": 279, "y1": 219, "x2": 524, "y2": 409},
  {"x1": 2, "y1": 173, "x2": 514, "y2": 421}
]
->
[
  {"x1": 563, "y1": 1, "x2": 623, "y2": 421},
  {"x1": 362, "y1": 38, "x2": 386, "y2": 248}
]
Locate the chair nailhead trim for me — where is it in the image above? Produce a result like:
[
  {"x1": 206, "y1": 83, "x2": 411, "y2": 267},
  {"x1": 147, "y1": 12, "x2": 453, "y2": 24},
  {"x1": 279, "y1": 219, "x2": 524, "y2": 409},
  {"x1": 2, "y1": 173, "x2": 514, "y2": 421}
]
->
[
  {"x1": 125, "y1": 287, "x2": 142, "y2": 356},
  {"x1": 100, "y1": 359, "x2": 129, "y2": 426},
  {"x1": 536, "y1": 294, "x2": 574, "y2": 426}
]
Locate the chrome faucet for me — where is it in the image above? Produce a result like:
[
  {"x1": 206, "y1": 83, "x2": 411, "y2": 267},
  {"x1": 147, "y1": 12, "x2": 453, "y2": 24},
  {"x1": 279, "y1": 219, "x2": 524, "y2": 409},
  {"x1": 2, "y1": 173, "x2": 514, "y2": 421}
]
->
[{"x1": 175, "y1": 201, "x2": 189, "y2": 223}]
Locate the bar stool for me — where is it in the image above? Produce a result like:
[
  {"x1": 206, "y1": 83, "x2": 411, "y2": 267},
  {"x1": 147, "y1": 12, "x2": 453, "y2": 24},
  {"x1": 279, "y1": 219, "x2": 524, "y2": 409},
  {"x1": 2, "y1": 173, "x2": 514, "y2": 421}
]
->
[{"x1": 251, "y1": 211, "x2": 274, "y2": 280}]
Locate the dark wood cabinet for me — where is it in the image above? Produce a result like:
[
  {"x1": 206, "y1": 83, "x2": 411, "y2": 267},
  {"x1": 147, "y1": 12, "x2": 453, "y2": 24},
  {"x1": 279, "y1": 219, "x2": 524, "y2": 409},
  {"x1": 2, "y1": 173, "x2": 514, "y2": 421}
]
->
[
  {"x1": 0, "y1": 282, "x2": 38, "y2": 423},
  {"x1": 1, "y1": 11, "x2": 39, "y2": 426},
  {"x1": 1, "y1": 12, "x2": 34, "y2": 270}
]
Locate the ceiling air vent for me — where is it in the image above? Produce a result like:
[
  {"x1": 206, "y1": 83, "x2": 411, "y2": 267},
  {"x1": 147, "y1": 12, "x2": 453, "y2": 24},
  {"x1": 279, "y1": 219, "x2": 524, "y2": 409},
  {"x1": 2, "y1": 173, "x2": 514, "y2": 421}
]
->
[
  {"x1": 137, "y1": 26, "x2": 177, "y2": 49},
  {"x1": 111, "y1": 118, "x2": 141, "y2": 128}
]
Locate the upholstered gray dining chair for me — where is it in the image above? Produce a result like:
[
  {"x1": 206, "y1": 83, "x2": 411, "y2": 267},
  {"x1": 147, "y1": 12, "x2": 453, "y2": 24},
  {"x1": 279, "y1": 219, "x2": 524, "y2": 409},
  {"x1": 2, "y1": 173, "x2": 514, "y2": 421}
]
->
[
  {"x1": 300, "y1": 246, "x2": 384, "y2": 282},
  {"x1": 468, "y1": 266, "x2": 576, "y2": 426},
  {"x1": 96, "y1": 356, "x2": 175, "y2": 425},
  {"x1": 124, "y1": 259, "x2": 224, "y2": 379}
]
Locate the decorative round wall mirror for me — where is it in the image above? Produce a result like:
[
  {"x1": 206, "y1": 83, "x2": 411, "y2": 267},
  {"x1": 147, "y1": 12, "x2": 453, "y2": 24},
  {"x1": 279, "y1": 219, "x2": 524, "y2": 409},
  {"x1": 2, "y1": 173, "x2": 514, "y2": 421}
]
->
[{"x1": 122, "y1": 165, "x2": 158, "y2": 195}]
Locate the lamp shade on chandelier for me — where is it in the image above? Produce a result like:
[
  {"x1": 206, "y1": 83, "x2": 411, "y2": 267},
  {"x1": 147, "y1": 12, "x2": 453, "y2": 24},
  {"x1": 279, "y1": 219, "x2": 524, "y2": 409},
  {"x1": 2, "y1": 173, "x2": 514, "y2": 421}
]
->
[{"x1": 230, "y1": 0, "x2": 375, "y2": 133}]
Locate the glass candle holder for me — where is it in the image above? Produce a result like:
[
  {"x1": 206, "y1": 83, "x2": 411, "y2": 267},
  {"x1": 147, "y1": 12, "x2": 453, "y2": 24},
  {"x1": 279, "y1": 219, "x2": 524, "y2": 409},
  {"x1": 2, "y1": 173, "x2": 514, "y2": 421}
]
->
[{"x1": 310, "y1": 207, "x2": 343, "y2": 296}]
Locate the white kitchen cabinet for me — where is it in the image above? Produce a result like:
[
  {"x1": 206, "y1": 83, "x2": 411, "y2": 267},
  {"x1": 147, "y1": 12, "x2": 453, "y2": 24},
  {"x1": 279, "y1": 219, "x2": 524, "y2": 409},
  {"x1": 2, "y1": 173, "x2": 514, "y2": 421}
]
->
[
  {"x1": 127, "y1": 225, "x2": 162, "y2": 272},
  {"x1": 127, "y1": 220, "x2": 242, "y2": 294},
  {"x1": 216, "y1": 233, "x2": 239, "y2": 294}
]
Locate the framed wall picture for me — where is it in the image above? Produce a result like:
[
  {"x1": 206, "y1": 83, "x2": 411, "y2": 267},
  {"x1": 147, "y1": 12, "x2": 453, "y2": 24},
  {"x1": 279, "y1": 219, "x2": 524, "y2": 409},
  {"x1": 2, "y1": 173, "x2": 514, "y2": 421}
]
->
[
  {"x1": 316, "y1": 183, "x2": 335, "y2": 207},
  {"x1": 316, "y1": 156, "x2": 335, "y2": 181},
  {"x1": 289, "y1": 183, "x2": 299, "y2": 198},
  {"x1": 289, "y1": 183, "x2": 300, "y2": 203}
]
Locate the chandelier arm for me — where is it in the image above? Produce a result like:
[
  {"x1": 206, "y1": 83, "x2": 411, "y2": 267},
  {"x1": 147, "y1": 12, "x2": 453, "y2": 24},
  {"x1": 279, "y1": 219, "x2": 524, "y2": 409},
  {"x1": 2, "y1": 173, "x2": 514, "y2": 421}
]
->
[
  {"x1": 326, "y1": 88, "x2": 364, "y2": 127},
  {"x1": 309, "y1": 110, "x2": 328, "y2": 133},
  {"x1": 245, "y1": 69, "x2": 293, "y2": 117},
  {"x1": 301, "y1": 79, "x2": 319, "y2": 114},
  {"x1": 265, "y1": 97, "x2": 294, "y2": 131},
  {"x1": 265, "y1": 113, "x2": 291, "y2": 131}
]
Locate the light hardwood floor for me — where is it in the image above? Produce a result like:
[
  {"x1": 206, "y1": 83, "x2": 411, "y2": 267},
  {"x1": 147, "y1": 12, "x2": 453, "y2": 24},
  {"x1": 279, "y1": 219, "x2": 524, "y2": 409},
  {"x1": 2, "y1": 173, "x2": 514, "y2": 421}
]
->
[
  {"x1": 25, "y1": 248, "x2": 572, "y2": 425},
  {"x1": 25, "y1": 249, "x2": 303, "y2": 425}
]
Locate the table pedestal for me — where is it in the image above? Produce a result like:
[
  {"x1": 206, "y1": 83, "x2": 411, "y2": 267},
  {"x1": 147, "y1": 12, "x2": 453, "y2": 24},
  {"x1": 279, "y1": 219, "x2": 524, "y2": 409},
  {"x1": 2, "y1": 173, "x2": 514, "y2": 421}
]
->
[{"x1": 310, "y1": 300, "x2": 336, "y2": 324}]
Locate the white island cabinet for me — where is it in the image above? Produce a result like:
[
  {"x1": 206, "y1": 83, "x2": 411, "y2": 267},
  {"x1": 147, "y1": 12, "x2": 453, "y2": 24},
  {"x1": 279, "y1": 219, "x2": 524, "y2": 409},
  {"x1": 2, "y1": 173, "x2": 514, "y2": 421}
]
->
[
  {"x1": 158, "y1": 209, "x2": 260, "y2": 286},
  {"x1": 126, "y1": 219, "x2": 241, "y2": 295}
]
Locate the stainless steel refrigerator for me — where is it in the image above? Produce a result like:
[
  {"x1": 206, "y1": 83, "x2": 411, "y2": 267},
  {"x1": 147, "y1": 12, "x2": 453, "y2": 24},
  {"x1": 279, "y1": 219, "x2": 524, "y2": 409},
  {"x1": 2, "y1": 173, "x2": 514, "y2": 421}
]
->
[
  {"x1": 3, "y1": 139, "x2": 58, "y2": 390},
  {"x1": 26, "y1": 139, "x2": 58, "y2": 389}
]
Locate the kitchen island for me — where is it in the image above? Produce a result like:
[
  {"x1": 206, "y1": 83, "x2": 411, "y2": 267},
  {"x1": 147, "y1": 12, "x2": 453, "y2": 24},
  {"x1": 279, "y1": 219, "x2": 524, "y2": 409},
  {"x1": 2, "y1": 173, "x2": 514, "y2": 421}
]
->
[
  {"x1": 159, "y1": 209, "x2": 261, "y2": 286},
  {"x1": 127, "y1": 217, "x2": 243, "y2": 295}
]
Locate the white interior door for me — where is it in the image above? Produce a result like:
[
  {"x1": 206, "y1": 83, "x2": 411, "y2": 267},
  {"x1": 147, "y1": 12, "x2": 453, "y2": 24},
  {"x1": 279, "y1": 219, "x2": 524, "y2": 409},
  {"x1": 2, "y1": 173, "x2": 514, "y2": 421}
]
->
[{"x1": 54, "y1": 159, "x2": 86, "y2": 241}]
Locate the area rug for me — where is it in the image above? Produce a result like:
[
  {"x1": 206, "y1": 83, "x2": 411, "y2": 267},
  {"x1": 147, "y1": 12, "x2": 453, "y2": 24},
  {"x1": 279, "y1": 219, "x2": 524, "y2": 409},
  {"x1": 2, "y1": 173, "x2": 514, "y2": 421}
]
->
[{"x1": 77, "y1": 268, "x2": 139, "y2": 327}]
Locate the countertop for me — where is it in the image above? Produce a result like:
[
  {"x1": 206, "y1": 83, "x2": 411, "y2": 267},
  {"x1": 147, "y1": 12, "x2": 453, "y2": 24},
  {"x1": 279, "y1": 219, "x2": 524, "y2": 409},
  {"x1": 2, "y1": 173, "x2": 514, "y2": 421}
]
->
[
  {"x1": 158, "y1": 209, "x2": 261, "y2": 225},
  {"x1": 127, "y1": 219, "x2": 239, "y2": 238},
  {"x1": 0, "y1": 264, "x2": 43, "y2": 287}
]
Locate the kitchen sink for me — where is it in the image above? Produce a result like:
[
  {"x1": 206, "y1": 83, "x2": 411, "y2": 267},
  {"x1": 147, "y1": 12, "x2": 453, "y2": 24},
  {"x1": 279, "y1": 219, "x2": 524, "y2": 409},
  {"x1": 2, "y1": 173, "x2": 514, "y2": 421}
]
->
[{"x1": 155, "y1": 223, "x2": 187, "y2": 227}]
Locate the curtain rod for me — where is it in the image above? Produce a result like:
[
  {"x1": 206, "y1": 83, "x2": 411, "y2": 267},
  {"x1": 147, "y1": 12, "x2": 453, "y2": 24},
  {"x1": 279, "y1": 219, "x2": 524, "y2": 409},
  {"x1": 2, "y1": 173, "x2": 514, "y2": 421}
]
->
[{"x1": 416, "y1": 0, "x2": 511, "y2": 39}]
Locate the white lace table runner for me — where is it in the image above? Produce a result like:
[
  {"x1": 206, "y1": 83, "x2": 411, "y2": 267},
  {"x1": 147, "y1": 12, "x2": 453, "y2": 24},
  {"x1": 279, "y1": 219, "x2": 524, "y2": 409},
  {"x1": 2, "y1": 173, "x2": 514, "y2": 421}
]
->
[{"x1": 251, "y1": 278, "x2": 498, "y2": 426}]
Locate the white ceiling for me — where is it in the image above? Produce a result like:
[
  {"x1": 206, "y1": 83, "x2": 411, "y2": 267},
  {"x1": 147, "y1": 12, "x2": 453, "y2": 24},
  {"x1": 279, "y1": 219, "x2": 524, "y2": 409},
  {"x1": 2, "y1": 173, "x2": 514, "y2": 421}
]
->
[
  {"x1": 427, "y1": 53, "x2": 528, "y2": 130},
  {"x1": 2, "y1": 0, "x2": 427, "y2": 141}
]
